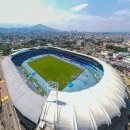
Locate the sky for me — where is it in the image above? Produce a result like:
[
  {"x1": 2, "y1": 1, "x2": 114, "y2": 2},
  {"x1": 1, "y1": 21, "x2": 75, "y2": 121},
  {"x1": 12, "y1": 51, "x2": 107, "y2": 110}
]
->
[{"x1": 0, "y1": 0, "x2": 130, "y2": 32}]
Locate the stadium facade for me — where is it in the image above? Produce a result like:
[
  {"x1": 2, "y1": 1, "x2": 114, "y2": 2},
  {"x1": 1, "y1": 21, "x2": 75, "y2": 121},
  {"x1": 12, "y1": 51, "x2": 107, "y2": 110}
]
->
[{"x1": 1, "y1": 47, "x2": 129, "y2": 130}]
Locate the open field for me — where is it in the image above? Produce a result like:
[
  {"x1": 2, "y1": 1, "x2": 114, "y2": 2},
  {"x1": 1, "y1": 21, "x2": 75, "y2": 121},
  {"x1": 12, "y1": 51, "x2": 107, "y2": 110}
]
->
[{"x1": 28, "y1": 55, "x2": 81, "y2": 90}]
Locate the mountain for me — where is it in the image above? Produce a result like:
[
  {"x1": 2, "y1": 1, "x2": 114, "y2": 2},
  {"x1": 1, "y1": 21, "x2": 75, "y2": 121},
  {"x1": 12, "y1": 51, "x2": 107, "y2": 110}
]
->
[
  {"x1": 29, "y1": 24, "x2": 57, "y2": 32},
  {"x1": 0, "y1": 23, "x2": 58, "y2": 33}
]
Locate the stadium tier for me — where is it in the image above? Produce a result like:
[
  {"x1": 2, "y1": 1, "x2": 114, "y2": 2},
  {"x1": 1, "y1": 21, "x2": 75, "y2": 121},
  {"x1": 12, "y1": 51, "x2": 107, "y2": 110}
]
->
[{"x1": 2, "y1": 47, "x2": 129, "y2": 130}]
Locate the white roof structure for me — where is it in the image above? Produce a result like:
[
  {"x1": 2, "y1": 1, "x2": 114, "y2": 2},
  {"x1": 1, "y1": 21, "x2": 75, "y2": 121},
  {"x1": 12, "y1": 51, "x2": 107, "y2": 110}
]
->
[
  {"x1": 11, "y1": 48, "x2": 29, "y2": 56},
  {"x1": 2, "y1": 56, "x2": 45, "y2": 123},
  {"x1": 123, "y1": 58, "x2": 130, "y2": 64},
  {"x1": 1, "y1": 47, "x2": 129, "y2": 130},
  {"x1": 39, "y1": 50, "x2": 128, "y2": 130}
]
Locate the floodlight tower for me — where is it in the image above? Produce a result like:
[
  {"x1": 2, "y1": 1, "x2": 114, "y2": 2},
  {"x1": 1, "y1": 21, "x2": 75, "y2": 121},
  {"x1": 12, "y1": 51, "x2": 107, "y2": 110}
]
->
[{"x1": 48, "y1": 81, "x2": 59, "y2": 129}]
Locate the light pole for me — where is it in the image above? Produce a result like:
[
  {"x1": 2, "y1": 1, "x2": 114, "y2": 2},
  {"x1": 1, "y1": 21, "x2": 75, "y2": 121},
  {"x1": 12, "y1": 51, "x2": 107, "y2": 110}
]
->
[{"x1": 47, "y1": 81, "x2": 59, "y2": 129}]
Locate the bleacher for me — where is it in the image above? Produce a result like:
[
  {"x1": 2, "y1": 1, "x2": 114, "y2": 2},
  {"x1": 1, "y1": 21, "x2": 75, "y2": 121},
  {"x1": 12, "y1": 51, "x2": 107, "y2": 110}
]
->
[
  {"x1": 12, "y1": 48, "x2": 103, "y2": 78},
  {"x1": 11, "y1": 47, "x2": 105, "y2": 92}
]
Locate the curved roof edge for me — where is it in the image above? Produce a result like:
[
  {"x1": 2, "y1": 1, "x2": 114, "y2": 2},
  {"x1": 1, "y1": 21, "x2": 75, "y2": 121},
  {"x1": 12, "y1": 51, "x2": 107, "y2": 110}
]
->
[
  {"x1": 1, "y1": 47, "x2": 129, "y2": 129},
  {"x1": 1, "y1": 56, "x2": 46, "y2": 123},
  {"x1": 39, "y1": 47, "x2": 129, "y2": 130}
]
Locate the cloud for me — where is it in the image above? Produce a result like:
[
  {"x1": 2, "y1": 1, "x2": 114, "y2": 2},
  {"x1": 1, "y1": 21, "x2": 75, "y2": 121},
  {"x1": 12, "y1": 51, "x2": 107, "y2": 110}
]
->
[
  {"x1": 113, "y1": 9, "x2": 130, "y2": 16},
  {"x1": 0, "y1": 0, "x2": 130, "y2": 31},
  {"x1": 118, "y1": 0, "x2": 130, "y2": 2},
  {"x1": 48, "y1": 12, "x2": 130, "y2": 32},
  {"x1": 0, "y1": 0, "x2": 78, "y2": 24},
  {"x1": 71, "y1": 3, "x2": 88, "y2": 12}
]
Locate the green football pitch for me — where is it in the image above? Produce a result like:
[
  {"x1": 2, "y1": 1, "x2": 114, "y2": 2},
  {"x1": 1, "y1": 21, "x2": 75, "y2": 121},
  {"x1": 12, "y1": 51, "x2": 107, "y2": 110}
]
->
[{"x1": 28, "y1": 55, "x2": 81, "y2": 90}]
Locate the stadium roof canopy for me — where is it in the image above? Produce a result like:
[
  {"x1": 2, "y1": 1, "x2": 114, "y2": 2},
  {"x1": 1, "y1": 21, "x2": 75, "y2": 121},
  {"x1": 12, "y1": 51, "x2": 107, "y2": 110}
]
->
[
  {"x1": 39, "y1": 49, "x2": 128, "y2": 130},
  {"x1": 1, "y1": 47, "x2": 129, "y2": 130},
  {"x1": 2, "y1": 56, "x2": 46, "y2": 123}
]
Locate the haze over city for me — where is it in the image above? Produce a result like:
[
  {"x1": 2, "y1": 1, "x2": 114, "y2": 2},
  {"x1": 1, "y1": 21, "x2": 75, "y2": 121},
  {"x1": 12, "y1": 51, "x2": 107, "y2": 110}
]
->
[
  {"x1": 0, "y1": 0, "x2": 130, "y2": 130},
  {"x1": 0, "y1": 0, "x2": 130, "y2": 31}
]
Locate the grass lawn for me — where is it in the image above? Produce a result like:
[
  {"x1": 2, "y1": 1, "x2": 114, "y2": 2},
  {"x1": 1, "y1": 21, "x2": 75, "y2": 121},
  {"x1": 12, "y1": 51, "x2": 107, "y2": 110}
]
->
[{"x1": 28, "y1": 55, "x2": 81, "y2": 90}]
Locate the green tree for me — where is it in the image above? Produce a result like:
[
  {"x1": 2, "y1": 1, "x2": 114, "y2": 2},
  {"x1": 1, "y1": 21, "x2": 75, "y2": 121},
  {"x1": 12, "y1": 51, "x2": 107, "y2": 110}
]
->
[{"x1": 2, "y1": 45, "x2": 11, "y2": 56}]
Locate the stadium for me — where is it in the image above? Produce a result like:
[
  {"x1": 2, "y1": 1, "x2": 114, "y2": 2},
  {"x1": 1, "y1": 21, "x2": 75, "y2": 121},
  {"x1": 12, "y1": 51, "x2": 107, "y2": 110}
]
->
[{"x1": 1, "y1": 47, "x2": 129, "y2": 130}]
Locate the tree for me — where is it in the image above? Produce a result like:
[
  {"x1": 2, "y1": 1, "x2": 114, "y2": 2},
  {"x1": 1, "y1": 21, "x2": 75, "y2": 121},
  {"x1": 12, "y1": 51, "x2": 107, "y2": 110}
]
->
[
  {"x1": 106, "y1": 45, "x2": 127, "y2": 52},
  {"x1": 2, "y1": 45, "x2": 11, "y2": 56}
]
